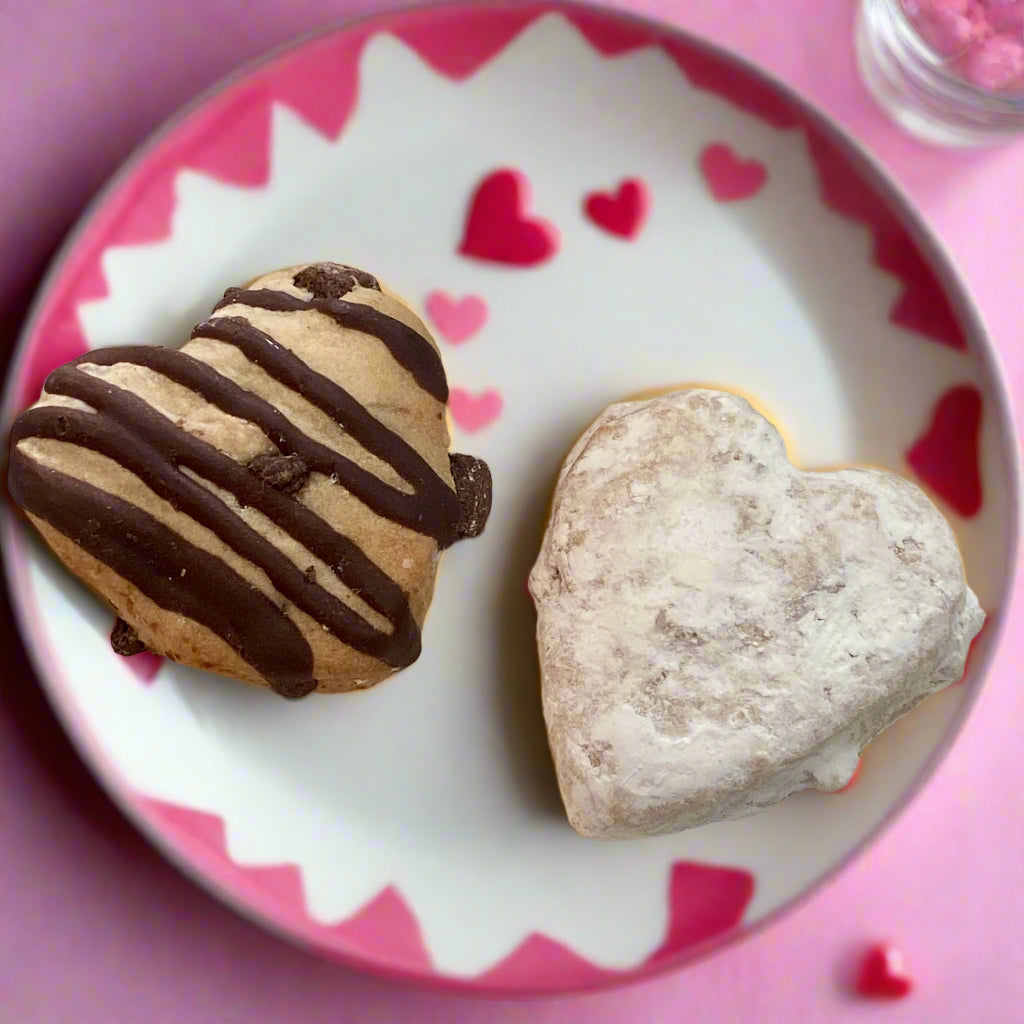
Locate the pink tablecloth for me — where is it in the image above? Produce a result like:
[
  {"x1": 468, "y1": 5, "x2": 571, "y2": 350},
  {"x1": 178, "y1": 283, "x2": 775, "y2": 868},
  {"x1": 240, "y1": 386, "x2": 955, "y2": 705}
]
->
[{"x1": 1, "y1": 2, "x2": 1022, "y2": 1021}]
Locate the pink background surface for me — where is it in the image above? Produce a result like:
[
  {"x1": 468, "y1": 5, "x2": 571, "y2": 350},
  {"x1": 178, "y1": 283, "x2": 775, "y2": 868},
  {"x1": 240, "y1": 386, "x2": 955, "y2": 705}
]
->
[{"x1": 1, "y1": 1, "x2": 1022, "y2": 1021}]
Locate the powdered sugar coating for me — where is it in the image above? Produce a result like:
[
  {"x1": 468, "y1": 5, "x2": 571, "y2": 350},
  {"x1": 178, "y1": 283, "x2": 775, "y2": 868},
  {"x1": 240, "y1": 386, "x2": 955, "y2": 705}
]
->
[{"x1": 530, "y1": 390, "x2": 984, "y2": 838}]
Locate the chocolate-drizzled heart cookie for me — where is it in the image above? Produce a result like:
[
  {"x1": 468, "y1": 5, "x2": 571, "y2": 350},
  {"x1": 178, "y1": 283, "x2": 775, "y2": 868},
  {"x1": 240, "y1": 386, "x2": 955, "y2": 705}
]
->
[{"x1": 8, "y1": 263, "x2": 492, "y2": 698}]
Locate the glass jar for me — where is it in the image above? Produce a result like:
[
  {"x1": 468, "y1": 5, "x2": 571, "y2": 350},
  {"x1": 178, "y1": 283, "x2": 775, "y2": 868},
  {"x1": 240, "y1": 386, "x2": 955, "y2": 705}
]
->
[{"x1": 857, "y1": 0, "x2": 1024, "y2": 145}]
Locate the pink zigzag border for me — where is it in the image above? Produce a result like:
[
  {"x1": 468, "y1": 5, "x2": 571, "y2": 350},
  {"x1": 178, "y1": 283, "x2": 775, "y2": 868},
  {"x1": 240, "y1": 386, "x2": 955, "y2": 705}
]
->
[
  {"x1": 142, "y1": 796, "x2": 754, "y2": 992},
  {"x1": 12, "y1": 0, "x2": 974, "y2": 991},
  {"x1": 15, "y1": 2, "x2": 964, "y2": 411}
]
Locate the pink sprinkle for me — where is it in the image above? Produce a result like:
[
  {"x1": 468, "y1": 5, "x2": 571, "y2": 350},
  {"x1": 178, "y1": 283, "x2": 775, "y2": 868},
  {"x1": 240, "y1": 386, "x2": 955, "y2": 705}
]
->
[
  {"x1": 979, "y1": 0, "x2": 1024, "y2": 32},
  {"x1": 959, "y1": 31, "x2": 1024, "y2": 89},
  {"x1": 904, "y1": 0, "x2": 991, "y2": 55}
]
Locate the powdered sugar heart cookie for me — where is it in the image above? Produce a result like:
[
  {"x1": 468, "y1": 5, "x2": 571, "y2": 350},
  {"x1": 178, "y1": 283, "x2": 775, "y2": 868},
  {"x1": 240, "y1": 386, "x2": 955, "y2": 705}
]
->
[
  {"x1": 529, "y1": 389, "x2": 983, "y2": 838},
  {"x1": 8, "y1": 262, "x2": 492, "y2": 698}
]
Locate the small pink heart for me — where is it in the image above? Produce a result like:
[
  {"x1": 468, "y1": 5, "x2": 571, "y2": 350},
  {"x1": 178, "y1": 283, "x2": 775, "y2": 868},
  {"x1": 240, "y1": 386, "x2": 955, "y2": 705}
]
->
[
  {"x1": 425, "y1": 291, "x2": 488, "y2": 345},
  {"x1": 699, "y1": 143, "x2": 767, "y2": 202},
  {"x1": 125, "y1": 649, "x2": 164, "y2": 685},
  {"x1": 584, "y1": 178, "x2": 650, "y2": 239},
  {"x1": 449, "y1": 387, "x2": 503, "y2": 433},
  {"x1": 111, "y1": 615, "x2": 163, "y2": 684}
]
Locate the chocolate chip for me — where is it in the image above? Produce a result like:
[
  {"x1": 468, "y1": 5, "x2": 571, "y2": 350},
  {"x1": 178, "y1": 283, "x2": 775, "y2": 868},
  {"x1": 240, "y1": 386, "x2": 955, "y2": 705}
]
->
[
  {"x1": 304, "y1": 565, "x2": 316, "y2": 584},
  {"x1": 293, "y1": 263, "x2": 380, "y2": 300},
  {"x1": 248, "y1": 453, "x2": 310, "y2": 495},
  {"x1": 449, "y1": 453, "x2": 493, "y2": 540},
  {"x1": 55, "y1": 415, "x2": 69, "y2": 437},
  {"x1": 111, "y1": 617, "x2": 148, "y2": 657}
]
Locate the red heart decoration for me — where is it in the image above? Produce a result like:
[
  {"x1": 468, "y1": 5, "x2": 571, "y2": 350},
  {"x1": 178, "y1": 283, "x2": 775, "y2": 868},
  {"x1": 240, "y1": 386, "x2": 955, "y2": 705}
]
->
[
  {"x1": 699, "y1": 143, "x2": 767, "y2": 202},
  {"x1": 906, "y1": 385, "x2": 983, "y2": 518},
  {"x1": 459, "y1": 169, "x2": 559, "y2": 266},
  {"x1": 584, "y1": 178, "x2": 650, "y2": 239},
  {"x1": 856, "y1": 944, "x2": 913, "y2": 999}
]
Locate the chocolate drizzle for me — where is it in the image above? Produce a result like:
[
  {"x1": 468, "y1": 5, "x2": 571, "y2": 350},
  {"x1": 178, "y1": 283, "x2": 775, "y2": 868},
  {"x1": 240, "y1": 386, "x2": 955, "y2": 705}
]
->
[
  {"x1": 184, "y1": 316, "x2": 461, "y2": 542},
  {"x1": 7, "y1": 270, "x2": 493, "y2": 698},
  {"x1": 216, "y1": 287, "x2": 448, "y2": 403},
  {"x1": 14, "y1": 458, "x2": 318, "y2": 698},
  {"x1": 13, "y1": 365, "x2": 421, "y2": 669}
]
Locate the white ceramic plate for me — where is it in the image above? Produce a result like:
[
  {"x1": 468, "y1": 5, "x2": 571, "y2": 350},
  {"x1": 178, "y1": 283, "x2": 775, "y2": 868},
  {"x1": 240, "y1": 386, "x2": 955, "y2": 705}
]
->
[{"x1": 2, "y1": 0, "x2": 1019, "y2": 996}]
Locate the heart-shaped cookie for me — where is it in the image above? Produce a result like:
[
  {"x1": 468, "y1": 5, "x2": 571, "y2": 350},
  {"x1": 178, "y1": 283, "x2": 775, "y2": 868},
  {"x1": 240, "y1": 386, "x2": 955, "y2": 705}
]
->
[
  {"x1": 529, "y1": 389, "x2": 983, "y2": 837},
  {"x1": 8, "y1": 262, "x2": 492, "y2": 698}
]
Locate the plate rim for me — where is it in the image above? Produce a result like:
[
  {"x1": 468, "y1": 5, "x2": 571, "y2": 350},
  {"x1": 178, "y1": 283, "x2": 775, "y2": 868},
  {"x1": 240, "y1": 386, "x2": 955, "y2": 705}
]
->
[{"x1": 1, "y1": 0, "x2": 1020, "y2": 998}]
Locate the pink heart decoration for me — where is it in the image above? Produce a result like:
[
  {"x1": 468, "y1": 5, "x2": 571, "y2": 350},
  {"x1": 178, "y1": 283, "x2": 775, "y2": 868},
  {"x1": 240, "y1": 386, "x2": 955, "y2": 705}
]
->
[
  {"x1": 906, "y1": 385, "x2": 983, "y2": 518},
  {"x1": 856, "y1": 944, "x2": 914, "y2": 999},
  {"x1": 125, "y1": 650, "x2": 164, "y2": 684},
  {"x1": 699, "y1": 143, "x2": 767, "y2": 202},
  {"x1": 108, "y1": 614, "x2": 164, "y2": 684},
  {"x1": 583, "y1": 178, "x2": 650, "y2": 239},
  {"x1": 425, "y1": 291, "x2": 488, "y2": 345},
  {"x1": 449, "y1": 387, "x2": 503, "y2": 432},
  {"x1": 113, "y1": 622, "x2": 164, "y2": 686},
  {"x1": 459, "y1": 169, "x2": 559, "y2": 266}
]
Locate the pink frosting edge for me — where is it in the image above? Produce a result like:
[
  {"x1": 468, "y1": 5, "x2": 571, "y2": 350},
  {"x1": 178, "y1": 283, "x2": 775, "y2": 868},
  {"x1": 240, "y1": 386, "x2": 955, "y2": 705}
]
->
[{"x1": 7, "y1": 0, "x2": 980, "y2": 991}]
